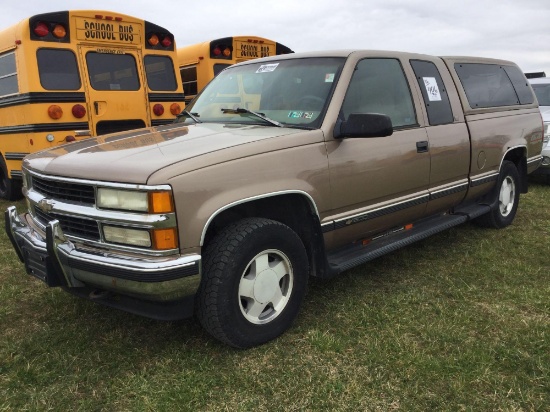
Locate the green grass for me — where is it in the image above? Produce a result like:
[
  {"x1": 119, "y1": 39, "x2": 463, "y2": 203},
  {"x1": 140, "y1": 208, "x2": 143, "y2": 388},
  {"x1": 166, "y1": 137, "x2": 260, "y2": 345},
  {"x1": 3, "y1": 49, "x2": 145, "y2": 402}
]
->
[{"x1": 1, "y1": 182, "x2": 549, "y2": 411}]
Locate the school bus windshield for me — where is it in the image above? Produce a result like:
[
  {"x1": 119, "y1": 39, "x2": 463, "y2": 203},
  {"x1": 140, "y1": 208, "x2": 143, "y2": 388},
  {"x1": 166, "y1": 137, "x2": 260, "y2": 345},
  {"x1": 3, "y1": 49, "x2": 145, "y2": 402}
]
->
[{"x1": 181, "y1": 57, "x2": 345, "y2": 128}]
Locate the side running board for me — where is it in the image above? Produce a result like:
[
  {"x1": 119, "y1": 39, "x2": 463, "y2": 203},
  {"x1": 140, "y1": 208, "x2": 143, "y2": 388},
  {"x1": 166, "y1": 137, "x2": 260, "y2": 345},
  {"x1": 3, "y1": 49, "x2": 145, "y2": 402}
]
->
[{"x1": 326, "y1": 203, "x2": 491, "y2": 275}]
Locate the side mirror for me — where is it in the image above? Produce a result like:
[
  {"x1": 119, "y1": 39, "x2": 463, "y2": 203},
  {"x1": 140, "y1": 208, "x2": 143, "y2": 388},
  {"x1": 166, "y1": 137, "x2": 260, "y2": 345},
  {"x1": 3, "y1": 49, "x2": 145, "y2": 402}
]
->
[{"x1": 333, "y1": 113, "x2": 393, "y2": 138}]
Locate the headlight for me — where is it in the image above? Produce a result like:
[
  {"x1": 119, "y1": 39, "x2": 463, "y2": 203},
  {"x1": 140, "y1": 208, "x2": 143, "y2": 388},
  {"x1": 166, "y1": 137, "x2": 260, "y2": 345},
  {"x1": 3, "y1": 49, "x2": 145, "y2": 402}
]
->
[
  {"x1": 97, "y1": 188, "x2": 173, "y2": 213},
  {"x1": 102, "y1": 225, "x2": 178, "y2": 250},
  {"x1": 544, "y1": 122, "x2": 550, "y2": 146},
  {"x1": 103, "y1": 226, "x2": 152, "y2": 248}
]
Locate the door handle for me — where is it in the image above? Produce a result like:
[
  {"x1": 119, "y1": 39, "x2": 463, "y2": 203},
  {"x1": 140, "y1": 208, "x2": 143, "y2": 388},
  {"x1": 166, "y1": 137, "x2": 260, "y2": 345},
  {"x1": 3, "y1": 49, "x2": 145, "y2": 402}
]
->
[{"x1": 416, "y1": 141, "x2": 429, "y2": 153}]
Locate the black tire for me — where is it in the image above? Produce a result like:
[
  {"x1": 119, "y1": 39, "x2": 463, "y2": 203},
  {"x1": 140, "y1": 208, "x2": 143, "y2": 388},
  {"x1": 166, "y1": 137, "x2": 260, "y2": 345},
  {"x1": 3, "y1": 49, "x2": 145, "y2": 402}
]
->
[
  {"x1": 475, "y1": 160, "x2": 520, "y2": 228},
  {"x1": 196, "y1": 217, "x2": 309, "y2": 348},
  {"x1": 0, "y1": 156, "x2": 22, "y2": 201}
]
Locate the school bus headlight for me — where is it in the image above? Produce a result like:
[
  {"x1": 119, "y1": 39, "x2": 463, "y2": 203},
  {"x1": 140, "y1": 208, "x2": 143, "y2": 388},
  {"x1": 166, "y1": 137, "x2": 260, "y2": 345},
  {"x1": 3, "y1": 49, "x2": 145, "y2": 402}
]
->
[
  {"x1": 48, "y1": 105, "x2": 63, "y2": 120},
  {"x1": 103, "y1": 226, "x2": 151, "y2": 248},
  {"x1": 46, "y1": 134, "x2": 55, "y2": 142},
  {"x1": 97, "y1": 188, "x2": 174, "y2": 213}
]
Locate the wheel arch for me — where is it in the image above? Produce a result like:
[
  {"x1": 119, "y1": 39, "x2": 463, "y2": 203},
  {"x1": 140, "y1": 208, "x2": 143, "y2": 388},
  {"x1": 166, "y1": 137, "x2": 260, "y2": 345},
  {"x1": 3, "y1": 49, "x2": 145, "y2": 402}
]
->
[
  {"x1": 201, "y1": 191, "x2": 329, "y2": 278},
  {"x1": 502, "y1": 145, "x2": 528, "y2": 193}
]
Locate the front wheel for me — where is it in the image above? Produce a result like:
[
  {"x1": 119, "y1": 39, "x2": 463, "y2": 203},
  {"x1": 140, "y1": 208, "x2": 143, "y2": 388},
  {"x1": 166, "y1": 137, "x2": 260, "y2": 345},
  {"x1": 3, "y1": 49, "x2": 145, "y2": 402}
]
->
[
  {"x1": 475, "y1": 160, "x2": 520, "y2": 228},
  {"x1": 196, "y1": 218, "x2": 309, "y2": 348}
]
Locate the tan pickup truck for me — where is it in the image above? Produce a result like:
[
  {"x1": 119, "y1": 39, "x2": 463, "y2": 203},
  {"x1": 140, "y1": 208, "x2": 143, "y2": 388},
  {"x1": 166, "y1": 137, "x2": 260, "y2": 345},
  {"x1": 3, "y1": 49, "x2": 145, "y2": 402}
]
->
[{"x1": 6, "y1": 50, "x2": 544, "y2": 348}]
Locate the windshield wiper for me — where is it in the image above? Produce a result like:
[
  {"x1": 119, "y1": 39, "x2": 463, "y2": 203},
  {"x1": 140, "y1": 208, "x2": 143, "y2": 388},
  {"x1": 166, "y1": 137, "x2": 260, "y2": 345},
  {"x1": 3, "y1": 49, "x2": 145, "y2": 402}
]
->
[
  {"x1": 221, "y1": 107, "x2": 282, "y2": 127},
  {"x1": 176, "y1": 110, "x2": 202, "y2": 123}
]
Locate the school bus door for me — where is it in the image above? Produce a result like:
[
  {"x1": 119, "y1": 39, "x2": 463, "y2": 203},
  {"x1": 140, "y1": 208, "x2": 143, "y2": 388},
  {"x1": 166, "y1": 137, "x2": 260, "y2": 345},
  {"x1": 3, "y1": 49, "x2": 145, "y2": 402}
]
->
[{"x1": 78, "y1": 46, "x2": 150, "y2": 135}]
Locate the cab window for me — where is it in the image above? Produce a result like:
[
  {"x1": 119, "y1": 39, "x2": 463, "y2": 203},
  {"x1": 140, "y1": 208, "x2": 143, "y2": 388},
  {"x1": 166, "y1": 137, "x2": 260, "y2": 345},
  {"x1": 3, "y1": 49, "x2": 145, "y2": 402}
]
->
[
  {"x1": 341, "y1": 58, "x2": 417, "y2": 128},
  {"x1": 410, "y1": 59, "x2": 454, "y2": 126}
]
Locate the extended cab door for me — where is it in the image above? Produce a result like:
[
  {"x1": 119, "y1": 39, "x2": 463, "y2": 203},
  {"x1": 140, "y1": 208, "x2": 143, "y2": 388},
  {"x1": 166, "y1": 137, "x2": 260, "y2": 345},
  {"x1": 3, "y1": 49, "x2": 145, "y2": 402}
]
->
[
  {"x1": 409, "y1": 59, "x2": 470, "y2": 216},
  {"x1": 325, "y1": 57, "x2": 430, "y2": 248}
]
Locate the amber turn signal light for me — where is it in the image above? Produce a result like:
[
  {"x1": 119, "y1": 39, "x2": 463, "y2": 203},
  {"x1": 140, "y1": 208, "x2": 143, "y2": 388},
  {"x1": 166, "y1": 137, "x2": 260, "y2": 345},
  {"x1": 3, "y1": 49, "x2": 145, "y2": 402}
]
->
[
  {"x1": 148, "y1": 191, "x2": 174, "y2": 213},
  {"x1": 152, "y1": 228, "x2": 178, "y2": 250},
  {"x1": 48, "y1": 105, "x2": 63, "y2": 120},
  {"x1": 170, "y1": 103, "x2": 181, "y2": 116},
  {"x1": 148, "y1": 34, "x2": 159, "y2": 46},
  {"x1": 52, "y1": 24, "x2": 66, "y2": 39}
]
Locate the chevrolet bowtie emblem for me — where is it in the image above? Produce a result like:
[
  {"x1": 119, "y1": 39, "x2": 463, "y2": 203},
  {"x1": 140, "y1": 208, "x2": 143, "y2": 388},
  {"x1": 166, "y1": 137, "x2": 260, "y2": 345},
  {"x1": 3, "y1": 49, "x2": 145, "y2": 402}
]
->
[{"x1": 37, "y1": 199, "x2": 54, "y2": 213}]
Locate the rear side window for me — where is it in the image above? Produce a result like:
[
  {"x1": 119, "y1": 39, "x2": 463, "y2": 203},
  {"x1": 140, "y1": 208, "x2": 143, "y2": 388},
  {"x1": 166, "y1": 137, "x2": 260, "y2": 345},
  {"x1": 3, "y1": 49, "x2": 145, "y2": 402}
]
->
[
  {"x1": 341, "y1": 58, "x2": 417, "y2": 128},
  {"x1": 37, "y1": 49, "x2": 80, "y2": 90},
  {"x1": 454, "y1": 63, "x2": 520, "y2": 108},
  {"x1": 144, "y1": 55, "x2": 177, "y2": 91},
  {"x1": 502, "y1": 66, "x2": 535, "y2": 104},
  {"x1": 411, "y1": 60, "x2": 454, "y2": 125},
  {"x1": 0, "y1": 52, "x2": 18, "y2": 96}
]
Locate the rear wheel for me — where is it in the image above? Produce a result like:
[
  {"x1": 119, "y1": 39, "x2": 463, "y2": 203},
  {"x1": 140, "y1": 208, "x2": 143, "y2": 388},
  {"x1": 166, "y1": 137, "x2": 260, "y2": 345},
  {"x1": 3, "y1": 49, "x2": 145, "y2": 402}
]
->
[
  {"x1": 196, "y1": 217, "x2": 309, "y2": 348},
  {"x1": 475, "y1": 160, "x2": 520, "y2": 228},
  {"x1": 0, "y1": 156, "x2": 22, "y2": 201}
]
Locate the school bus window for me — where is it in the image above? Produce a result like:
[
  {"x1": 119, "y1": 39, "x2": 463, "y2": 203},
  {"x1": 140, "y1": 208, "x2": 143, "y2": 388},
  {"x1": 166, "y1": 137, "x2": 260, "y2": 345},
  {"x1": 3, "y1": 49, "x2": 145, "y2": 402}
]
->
[
  {"x1": 213, "y1": 63, "x2": 231, "y2": 76},
  {"x1": 86, "y1": 52, "x2": 139, "y2": 91},
  {"x1": 144, "y1": 55, "x2": 177, "y2": 91},
  {"x1": 36, "y1": 49, "x2": 80, "y2": 90},
  {"x1": 180, "y1": 66, "x2": 197, "y2": 96},
  {"x1": 0, "y1": 52, "x2": 18, "y2": 96}
]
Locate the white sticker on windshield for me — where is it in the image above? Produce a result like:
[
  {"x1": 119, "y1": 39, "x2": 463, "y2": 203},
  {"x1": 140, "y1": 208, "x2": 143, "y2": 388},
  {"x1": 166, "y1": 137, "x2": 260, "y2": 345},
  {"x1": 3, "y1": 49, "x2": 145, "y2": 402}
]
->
[
  {"x1": 256, "y1": 63, "x2": 279, "y2": 73},
  {"x1": 325, "y1": 73, "x2": 335, "y2": 82},
  {"x1": 423, "y1": 77, "x2": 442, "y2": 101}
]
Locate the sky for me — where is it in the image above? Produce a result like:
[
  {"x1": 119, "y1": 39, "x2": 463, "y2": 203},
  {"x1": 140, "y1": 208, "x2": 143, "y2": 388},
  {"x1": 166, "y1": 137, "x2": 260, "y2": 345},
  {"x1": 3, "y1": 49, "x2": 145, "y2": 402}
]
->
[{"x1": 1, "y1": 0, "x2": 549, "y2": 75}]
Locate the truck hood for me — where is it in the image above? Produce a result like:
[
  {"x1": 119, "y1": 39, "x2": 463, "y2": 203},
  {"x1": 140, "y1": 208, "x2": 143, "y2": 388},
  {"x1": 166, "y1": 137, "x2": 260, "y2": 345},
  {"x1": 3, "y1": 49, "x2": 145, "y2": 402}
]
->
[{"x1": 24, "y1": 123, "x2": 304, "y2": 183}]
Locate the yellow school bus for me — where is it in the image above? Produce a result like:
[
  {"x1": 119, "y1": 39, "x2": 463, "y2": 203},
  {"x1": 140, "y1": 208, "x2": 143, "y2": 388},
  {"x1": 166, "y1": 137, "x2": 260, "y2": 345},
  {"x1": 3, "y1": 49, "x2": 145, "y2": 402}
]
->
[
  {"x1": 0, "y1": 10, "x2": 184, "y2": 199},
  {"x1": 177, "y1": 36, "x2": 293, "y2": 104}
]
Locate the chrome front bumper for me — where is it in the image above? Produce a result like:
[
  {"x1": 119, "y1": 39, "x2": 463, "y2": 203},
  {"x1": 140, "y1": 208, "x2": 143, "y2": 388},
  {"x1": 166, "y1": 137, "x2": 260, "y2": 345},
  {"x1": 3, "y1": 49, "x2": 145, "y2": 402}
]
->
[{"x1": 5, "y1": 206, "x2": 201, "y2": 320}]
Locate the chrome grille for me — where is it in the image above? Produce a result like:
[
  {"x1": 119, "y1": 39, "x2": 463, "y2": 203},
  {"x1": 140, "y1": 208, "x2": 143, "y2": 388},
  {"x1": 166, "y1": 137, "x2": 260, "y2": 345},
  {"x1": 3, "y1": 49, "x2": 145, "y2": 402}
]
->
[
  {"x1": 31, "y1": 175, "x2": 95, "y2": 205},
  {"x1": 34, "y1": 209, "x2": 100, "y2": 241}
]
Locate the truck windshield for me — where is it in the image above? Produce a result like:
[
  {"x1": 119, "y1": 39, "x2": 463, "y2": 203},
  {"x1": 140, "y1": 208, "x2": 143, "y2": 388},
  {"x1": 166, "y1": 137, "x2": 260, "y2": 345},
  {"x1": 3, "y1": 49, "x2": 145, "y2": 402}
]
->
[{"x1": 180, "y1": 57, "x2": 345, "y2": 128}]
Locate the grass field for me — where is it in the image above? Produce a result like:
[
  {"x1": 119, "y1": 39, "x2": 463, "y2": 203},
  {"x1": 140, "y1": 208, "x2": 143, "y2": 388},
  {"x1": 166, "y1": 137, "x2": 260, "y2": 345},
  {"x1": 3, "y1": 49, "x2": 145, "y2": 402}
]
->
[{"x1": 1, "y1": 182, "x2": 549, "y2": 411}]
